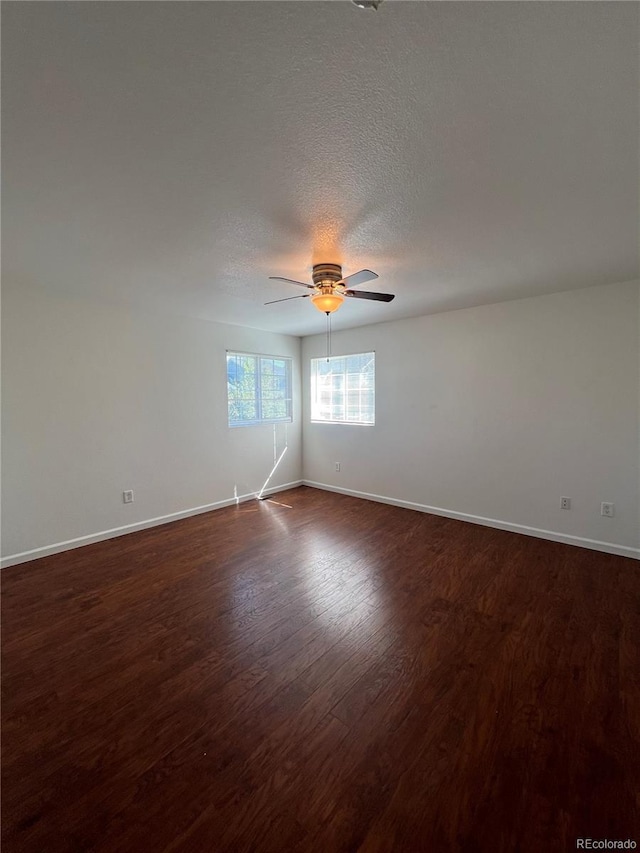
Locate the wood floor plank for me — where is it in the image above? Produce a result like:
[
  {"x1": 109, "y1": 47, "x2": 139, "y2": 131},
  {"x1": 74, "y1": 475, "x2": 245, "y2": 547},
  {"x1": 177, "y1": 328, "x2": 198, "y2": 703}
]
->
[{"x1": 2, "y1": 486, "x2": 638, "y2": 852}]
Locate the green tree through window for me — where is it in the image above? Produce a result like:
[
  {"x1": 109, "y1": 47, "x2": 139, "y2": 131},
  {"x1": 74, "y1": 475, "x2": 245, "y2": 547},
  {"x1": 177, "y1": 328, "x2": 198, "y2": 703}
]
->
[{"x1": 227, "y1": 352, "x2": 292, "y2": 427}]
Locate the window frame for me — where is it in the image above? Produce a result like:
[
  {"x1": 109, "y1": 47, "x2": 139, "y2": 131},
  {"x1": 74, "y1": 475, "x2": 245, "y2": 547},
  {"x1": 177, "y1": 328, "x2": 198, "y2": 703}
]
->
[
  {"x1": 310, "y1": 351, "x2": 375, "y2": 426},
  {"x1": 226, "y1": 351, "x2": 293, "y2": 428}
]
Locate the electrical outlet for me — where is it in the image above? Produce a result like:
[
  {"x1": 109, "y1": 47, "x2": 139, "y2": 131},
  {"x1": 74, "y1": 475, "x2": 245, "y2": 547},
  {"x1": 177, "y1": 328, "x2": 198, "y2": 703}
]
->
[
  {"x1": 560, "y1": 497, "x2": 571, "y2": 510},
  {"x1": 601, "y1": 502, "x2": 614, "y2": 517},
  {"x1": 335, "y1": 463, "x2": 341, "y2": 472},
  {"x1": 123, "y1": 490, "x2": 134, "y2": 504}
]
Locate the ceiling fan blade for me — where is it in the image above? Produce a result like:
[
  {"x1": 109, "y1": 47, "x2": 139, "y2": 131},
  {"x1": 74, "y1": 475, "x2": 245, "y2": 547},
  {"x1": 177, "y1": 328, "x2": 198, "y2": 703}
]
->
[
  {"x1": 344, "y1": 289, "x2": 395, "y2": 302},
  {"x1": 337, "y1": 269, "x2": 379, "y2": 288},
  {"x1": 264, "y1": 294, "x2": 310, "y2": 305},
  {"x1": 268, "y1": 276, "x2": 314, "y2": 289}
]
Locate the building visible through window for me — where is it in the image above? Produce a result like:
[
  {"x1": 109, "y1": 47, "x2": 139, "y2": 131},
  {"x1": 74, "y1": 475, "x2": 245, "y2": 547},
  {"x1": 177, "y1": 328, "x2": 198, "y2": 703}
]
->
[{"x1": 310, "y1": 352, "x2": 375, "y2": 425}]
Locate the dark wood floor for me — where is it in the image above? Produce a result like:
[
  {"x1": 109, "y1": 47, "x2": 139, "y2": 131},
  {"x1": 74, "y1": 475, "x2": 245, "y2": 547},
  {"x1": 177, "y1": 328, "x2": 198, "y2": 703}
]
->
[{"x1": 2, "y1": 486, "x2": 639, "y2": 852}]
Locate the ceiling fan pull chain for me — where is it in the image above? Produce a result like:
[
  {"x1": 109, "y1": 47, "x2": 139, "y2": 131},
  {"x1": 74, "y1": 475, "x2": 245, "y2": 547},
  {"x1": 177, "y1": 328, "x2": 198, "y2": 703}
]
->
[{"x1": 326, "y1": 312, "x2": 331, "y2": 361}]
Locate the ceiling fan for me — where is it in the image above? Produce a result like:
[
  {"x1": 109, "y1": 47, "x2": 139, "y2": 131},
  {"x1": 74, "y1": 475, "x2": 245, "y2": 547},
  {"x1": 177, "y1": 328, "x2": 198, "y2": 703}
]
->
[{"x1": 266, "y1": 263, "x2": 395, "y2": 314}]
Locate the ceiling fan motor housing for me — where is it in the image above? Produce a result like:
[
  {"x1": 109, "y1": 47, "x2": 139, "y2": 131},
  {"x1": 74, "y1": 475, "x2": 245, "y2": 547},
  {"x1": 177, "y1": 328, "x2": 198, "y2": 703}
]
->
[{"x1": 312, "y1": 263, "x2": 343, "y2": 288}]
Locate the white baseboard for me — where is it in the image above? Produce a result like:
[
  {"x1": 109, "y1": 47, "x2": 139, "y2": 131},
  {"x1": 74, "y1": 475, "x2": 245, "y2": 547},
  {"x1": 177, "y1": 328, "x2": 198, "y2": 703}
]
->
[
  {"x1": 303, "y1": 480, "x2": 640, "y2": 560},
  {"x1": 4, "y1": 478, "x2": 637, "y2": 568},
  {"x1": 0, "y1": 480, "x2": 303, "y2": 570}
]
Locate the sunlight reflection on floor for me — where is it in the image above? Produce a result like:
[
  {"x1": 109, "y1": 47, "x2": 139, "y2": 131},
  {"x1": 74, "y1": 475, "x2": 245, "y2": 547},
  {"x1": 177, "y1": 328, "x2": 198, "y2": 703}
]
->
[
  {"x1": 262, "y1": 499, "x2": 292, "y2": 509},
  {"x1": 228, "y1": 494, "x2": 394, "y2": 645},
  {"x1": 295, "y1": 530, "x2": 384, "y2": 629}
]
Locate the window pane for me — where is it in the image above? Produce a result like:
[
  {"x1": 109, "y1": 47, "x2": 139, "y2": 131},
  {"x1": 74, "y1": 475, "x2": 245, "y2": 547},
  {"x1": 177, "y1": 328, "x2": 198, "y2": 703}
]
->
[
  {"x1": 227, "y1": 352, "x2": 292, "y2": 427},
  {"x1": 310, "y1": 352, "x2": 374, "y2": 425}
]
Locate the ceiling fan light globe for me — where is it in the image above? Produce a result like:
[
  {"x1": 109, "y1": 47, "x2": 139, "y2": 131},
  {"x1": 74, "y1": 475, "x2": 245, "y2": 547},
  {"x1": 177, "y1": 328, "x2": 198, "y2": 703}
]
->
[{"x1": 311, "y1": 292, "x2": 345, "y2": 314}]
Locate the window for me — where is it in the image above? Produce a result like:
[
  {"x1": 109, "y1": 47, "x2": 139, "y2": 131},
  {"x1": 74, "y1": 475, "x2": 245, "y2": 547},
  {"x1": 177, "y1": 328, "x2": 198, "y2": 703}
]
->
[
  {"x1": 227, "y1": 352, "x2": 292, "y2": 427},
  {"x1": 310, "y1": 352, "x2": 375, "y2": 425}
]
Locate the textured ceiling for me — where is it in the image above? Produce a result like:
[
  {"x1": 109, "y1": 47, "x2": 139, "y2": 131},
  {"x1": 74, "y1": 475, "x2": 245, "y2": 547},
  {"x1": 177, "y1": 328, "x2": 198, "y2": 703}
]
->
[{"x1": 3, "y1": 1, "x2": 638, "y2": 336}]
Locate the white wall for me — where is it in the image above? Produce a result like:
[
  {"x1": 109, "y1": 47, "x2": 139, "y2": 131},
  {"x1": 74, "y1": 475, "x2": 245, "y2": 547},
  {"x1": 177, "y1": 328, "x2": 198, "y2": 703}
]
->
[
  {"x1": 4, "y1": 279, "x2": 638, "y2": 565},
  {"x1": 1, "y1": 285, "x2": 302, "y2": 563},
  {"x1": 302, "y1": 281, "x2": 640, "y2": 557}
]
